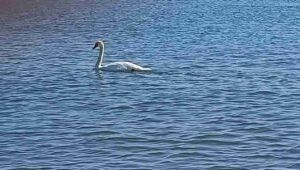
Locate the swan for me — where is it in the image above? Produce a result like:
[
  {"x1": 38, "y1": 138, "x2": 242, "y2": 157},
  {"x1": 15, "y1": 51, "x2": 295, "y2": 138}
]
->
[{"x1": 93, "y1": 40, "x2": 151, "y2": 72}]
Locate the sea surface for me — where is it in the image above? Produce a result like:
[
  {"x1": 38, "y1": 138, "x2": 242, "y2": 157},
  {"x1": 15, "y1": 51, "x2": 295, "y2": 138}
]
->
[{"x1": 1, "y1": 0, "x2": 300, "y2": 169}]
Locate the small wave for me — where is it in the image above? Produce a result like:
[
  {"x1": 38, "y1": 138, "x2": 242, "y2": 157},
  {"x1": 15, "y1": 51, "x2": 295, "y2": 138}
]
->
[
  {"x1": 110, "y1": 105, "x2": 134, "y2": 110},
  {"x1": 247, "y1": 90, "x2": 278, "y2": 96}
]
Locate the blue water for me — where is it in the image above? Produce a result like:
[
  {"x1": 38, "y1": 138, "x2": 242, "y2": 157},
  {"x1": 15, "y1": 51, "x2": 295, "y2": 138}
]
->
[{"x1": 1, "y1": 0, "x2": 300, "y2": 169}]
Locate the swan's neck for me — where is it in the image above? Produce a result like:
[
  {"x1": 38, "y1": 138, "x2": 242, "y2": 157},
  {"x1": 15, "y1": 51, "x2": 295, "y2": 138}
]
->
[{"x1": 96, "y1": 44, "x2": 104, "y2": 68}]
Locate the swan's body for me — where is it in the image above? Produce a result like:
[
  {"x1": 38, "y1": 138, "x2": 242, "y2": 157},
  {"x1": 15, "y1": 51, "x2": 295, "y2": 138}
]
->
[
  {"x1": 93, "y1": 41, "x2": 151, "y2": 72},
  {"x1": 100, "y1": 62, "x2": 151, "y2": 72}
]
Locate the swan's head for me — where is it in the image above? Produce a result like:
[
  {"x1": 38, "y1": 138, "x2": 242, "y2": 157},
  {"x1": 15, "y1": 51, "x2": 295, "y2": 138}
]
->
[{"x1": 93, "y1": 40, "x2": 104, "y2": 49}]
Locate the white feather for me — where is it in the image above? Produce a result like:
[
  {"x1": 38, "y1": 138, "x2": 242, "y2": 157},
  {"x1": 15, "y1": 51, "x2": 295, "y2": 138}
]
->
[{"x1": 94, "y1": 41, "x2": 151, "y2": 72}]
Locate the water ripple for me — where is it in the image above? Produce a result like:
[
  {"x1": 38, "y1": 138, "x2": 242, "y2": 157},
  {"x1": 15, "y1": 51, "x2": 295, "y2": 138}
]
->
[{"x1": 1, "y1": 0, "x2": 300, "y2": 169}]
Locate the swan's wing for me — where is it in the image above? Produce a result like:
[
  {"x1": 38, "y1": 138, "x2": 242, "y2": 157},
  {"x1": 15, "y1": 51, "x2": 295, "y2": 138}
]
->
[
  {"x1": 122, "y1": 62, "x2": 151, "y2": 71},
  {"x1": 100, "y1": 62, "x2": 151, "y2": 72}
]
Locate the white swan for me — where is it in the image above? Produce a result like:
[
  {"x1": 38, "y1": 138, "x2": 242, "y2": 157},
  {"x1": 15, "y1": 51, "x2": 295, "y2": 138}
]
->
[{"x1": 93, "y1": 40, "x2": 151, "y2": 72}]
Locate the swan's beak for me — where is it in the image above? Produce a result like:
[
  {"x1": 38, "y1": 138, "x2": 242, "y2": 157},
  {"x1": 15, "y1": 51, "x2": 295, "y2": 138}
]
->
[{"x1": 93, "y1": 43, "x2": 98, "y2": 50}]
